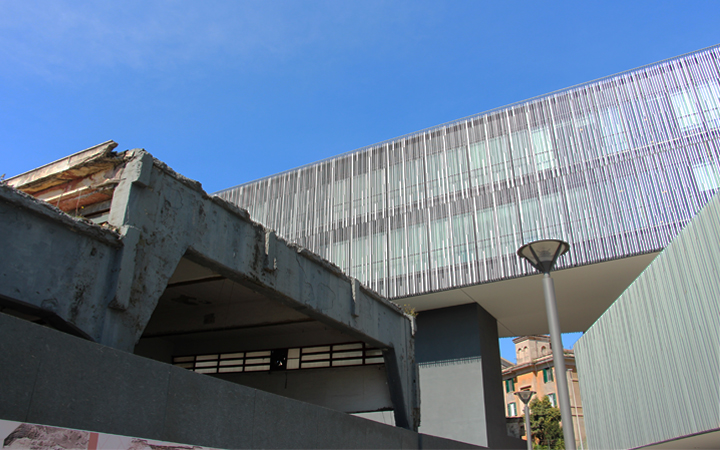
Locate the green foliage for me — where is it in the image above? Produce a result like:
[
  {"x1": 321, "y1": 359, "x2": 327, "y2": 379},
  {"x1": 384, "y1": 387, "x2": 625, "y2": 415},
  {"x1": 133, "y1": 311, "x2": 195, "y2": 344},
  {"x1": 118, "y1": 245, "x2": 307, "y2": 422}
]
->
[
  {"x1": 529, "y1": 396, "x2": 564, "y2": 450},
  {"x1": 401, "y1": 304, "x2": 417, "y2": 317}
]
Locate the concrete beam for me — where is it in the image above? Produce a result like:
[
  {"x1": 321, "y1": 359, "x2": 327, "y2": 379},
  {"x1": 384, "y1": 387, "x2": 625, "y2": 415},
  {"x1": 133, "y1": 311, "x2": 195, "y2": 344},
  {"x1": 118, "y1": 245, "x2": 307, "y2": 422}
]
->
[
  {"x1": 2, "y1": 147, "x2": 420, "y2": 430},
  {"x1": 0, "y1": 184, "x2": 121, "y2": 342}
]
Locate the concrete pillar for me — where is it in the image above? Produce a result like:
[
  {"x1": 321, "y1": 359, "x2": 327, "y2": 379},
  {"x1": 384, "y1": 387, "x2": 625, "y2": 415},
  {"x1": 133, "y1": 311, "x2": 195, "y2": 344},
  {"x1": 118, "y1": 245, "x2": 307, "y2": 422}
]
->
[{"x1": 415, "y1": 303, "x2": 512, "y2": 448}]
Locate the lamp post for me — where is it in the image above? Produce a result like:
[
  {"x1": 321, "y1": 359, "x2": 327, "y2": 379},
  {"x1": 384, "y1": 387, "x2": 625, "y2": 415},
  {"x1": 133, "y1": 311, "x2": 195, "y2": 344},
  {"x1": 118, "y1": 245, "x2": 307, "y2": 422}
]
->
[
  {"x1": 515, "y1": 390, "x2": 535, "y2": 450},
  {"x1": 517, "y1": 239, "x2": 576, "y2": 450}
]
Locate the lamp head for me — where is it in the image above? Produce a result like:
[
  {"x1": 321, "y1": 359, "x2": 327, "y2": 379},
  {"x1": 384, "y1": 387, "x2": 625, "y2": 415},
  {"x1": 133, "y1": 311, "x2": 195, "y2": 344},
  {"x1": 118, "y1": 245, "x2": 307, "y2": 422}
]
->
[
  {"x1": 517, "y1": 239, "x2": 570, "y2": 273},
  {"x1": 515, "y1": 390, "x2": 535, "y2": 405}
]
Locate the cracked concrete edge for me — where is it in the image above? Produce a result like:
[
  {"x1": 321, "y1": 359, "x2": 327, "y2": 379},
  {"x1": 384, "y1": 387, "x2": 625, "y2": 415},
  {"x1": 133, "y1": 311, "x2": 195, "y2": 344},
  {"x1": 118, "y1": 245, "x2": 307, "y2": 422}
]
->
[
  {"x1": 0, "y1": 183, "x2": 121, "y2": 247},
  {"x1": 137, "y1": 149, "x2": 404, "y2": 315}
]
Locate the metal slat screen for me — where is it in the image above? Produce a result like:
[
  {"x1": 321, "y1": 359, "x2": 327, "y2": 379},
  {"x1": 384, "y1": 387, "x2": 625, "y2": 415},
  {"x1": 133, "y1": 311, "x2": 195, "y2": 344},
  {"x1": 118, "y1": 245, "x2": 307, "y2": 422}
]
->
[{"x1": 575, "y1": 189, "x2": 720, "y2": 449}]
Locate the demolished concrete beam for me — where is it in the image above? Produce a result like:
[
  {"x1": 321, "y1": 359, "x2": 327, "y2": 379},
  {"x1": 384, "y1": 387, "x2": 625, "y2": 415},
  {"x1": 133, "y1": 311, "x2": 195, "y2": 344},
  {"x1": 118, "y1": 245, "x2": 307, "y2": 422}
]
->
[{"x1": 1, "y1": 145, "x2": 420, "y2": 430}]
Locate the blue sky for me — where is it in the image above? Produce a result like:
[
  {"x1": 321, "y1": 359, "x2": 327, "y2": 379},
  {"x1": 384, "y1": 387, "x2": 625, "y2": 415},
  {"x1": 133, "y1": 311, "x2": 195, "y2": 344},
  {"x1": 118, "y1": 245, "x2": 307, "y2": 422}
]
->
[{"x1": 1, "y1": 1, "x2": 717, "y2": 361}]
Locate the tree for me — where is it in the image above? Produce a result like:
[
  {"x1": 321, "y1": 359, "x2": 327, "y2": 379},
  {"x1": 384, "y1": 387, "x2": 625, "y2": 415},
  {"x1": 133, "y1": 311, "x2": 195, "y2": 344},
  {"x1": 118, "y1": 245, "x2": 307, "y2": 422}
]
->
[{"x1": 529, "y1": 396, "x2": 564, "y2": 449}]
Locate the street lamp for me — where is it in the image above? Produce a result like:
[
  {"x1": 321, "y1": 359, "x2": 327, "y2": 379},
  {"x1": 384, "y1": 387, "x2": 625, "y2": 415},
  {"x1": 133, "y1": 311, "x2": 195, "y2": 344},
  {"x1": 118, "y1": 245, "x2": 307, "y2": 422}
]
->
[
  {"x1": 517, "y1": 239, "x2": 576, "y2": 450},
  {"x1": 515, "y1": 390, "x2": 535, "y2": 450}
]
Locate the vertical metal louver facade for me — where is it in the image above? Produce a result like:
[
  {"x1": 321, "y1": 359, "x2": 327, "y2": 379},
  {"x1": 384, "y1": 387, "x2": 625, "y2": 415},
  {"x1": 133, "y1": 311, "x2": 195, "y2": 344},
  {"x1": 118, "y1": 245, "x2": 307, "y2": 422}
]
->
[
  {"x1": 216, "y1": 45, "x2": 720, "y2": 299},
  {"x1": 574, "y1": 188, "x2": 720, "y2": 450}
]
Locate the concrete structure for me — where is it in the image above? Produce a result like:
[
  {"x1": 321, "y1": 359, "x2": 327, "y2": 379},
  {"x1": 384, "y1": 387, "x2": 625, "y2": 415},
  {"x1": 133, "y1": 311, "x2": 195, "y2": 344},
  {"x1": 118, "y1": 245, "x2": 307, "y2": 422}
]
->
[
  {"x1": 414, "y1": 304, "x2": 510, "y2": 448},
  {"x1": 216, "y1": 45, "x2": 720, "y2": 445},
  {"x1": 502, "y1": 336, "x2": 585, "y2": 446},
  {"x1": 0, "y1": 143, "x2": 447, "y2": 447},
  {"x1": 575, "y1": 190, "x2": 720, "y2": 449},
  {"x1": 0, "y1": 311, "x2": 477, "y2": 449}
]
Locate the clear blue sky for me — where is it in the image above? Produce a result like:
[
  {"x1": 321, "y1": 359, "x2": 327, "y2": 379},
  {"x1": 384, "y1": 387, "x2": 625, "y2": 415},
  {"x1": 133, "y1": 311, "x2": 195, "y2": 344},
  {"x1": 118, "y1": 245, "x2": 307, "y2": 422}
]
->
[{"x1": 1, "y1": 1, "x2": 717, "y2": 361}]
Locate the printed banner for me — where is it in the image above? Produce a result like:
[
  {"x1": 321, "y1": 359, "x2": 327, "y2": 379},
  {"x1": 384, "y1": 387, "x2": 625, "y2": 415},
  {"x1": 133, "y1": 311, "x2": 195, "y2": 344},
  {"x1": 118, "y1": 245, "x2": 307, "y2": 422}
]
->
[{"x1": 1, "y1": 420, "x2": 217, "y2": 450}]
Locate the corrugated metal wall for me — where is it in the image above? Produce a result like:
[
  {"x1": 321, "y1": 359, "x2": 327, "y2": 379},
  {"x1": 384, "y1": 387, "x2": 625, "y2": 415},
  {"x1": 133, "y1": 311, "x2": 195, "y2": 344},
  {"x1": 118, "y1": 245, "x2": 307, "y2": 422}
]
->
[
  {"x1": 217, "y1": 45, "x2": 720, "y2": 299},
  {"x1": 575, "y1": 192, "x2": 720, "y2": 449}
]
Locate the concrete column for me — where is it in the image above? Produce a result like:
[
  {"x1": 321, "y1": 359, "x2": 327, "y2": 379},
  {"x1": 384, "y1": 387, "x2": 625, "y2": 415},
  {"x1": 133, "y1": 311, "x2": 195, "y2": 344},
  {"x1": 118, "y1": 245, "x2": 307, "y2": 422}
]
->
[{"x1": 415, "y1": 303, "x2": 515, "y2": 448}]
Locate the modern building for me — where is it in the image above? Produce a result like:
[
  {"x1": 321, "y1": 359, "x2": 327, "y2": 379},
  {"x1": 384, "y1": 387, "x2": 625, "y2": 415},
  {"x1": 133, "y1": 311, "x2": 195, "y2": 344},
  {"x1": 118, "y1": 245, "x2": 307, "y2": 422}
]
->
[
  {"x1": 501, "y1": 336, "x2": 585, "y2": 446},
  {"x1": 216, "y1": 44, "x2": 720, "y2": 446},
  {"x1": 575, "y1": 188, "x2": 720, "y2": 449}
]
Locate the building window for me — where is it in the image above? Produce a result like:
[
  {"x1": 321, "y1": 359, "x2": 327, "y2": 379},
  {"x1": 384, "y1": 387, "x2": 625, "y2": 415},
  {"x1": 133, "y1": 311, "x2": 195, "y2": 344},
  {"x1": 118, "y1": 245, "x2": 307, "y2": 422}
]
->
[
  {"x1": 173, "y1": 342, "x2": 384, "y2": 374},
  {"x1": 670, "y1": 86, "x2": 702, "y2": 131},
  {"x1": 530, "y1": 126, "x2": 557, "y2": 171},
  {"x1": 332, "y1": 178, "x2": 350, "y2": 220},
  {"x1": 543, "y1": 367, "x2": 554, "y2": 383},
  {"x1": 371, "y1": 233, "x2": 386, "y2": 280},
  {"x1": 693, "y1": 163, "x2": 720, "y2": 192},
  {"x1": 445, "y1": 145, "x2": 469, "y2": 194},
  {"x1": 599, "y1": 105, "x2": 629, "y2": 154},
  {"x1": 548, "y1": 393, "x2": 557, "y2": 407},
  {"x1": 451, "y1": 212, "x2": 477, "y2": 267},
  {"x1": 430, "y1": 217, "x2": 451, "y2": 270},
  {"x1": 488, "y1": 135, "x2": 510, "y2": 183},
  {"x1": 508, "y1": 402, "x2": 518, "y2": 417},
  {"x1": 505, "y1": 378, "x2": 516, "y2": 393},
  {"x1": 696, "y1": 80, "x2": 720, "y2": 129},
  {"x1": 332, "y1": 240, "x2": 350, "y2": 273}
]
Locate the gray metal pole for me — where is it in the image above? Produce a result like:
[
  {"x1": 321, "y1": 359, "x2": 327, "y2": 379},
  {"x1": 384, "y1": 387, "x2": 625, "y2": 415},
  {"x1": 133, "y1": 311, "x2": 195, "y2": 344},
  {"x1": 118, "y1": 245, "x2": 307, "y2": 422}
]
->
[
  {"x1": 542, "y1": 273, "x2": 576, "y2": 450},
  {"x1": 524, "y1": 403, "x2": 533, "y2": 450}
]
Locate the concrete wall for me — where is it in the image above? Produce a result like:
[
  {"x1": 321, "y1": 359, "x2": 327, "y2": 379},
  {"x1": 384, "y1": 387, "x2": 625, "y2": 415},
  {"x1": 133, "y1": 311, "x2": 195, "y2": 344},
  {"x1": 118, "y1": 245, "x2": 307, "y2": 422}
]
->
[
  {"x1": 419, "y1": 359, "x2": 489, "y2": 442},
  {"x1": 213, "y1": 365, "x2": 393, "y2": 413},
  {"x1": 0, "y1": 312, "x2": 476, "y2": 449},
  {"x1": 415, "y1": 304, "x2": 523, "y2": 449},
  {"x1": 575, "y1": 193, "x2": 720, "y2": 449}
]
